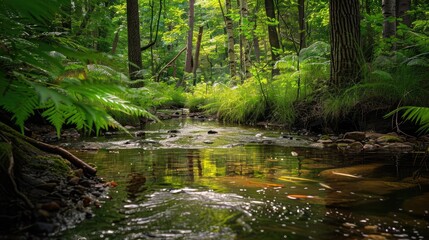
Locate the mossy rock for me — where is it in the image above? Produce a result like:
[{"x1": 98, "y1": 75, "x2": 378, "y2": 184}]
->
[{"x1": 376, "y1": 135, "x2": 403, "y2": 143}]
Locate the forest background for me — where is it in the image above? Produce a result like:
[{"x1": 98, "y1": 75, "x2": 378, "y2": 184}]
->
[{"x1": 1, "y1": 0, "x2": 429, "y2": 135}]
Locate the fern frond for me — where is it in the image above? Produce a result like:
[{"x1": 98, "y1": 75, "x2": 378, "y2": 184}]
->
[
  {"x1": 0, "y1": 78, "x2": 38, "y2": 133},
  {"x1": 41, "y1": 101, "x2": 66, "y2": 135},
  {"x1": 385, "y1": 106, "x2": 429, "y2": 133}
]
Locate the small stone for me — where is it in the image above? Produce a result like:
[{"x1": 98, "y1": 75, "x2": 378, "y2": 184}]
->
[
  {"x1": 317, "y1": 139, "x2": 333, "y2": 144},
  {"x1": 208, "y1": 130, "x2": 218, "y2": 134},
  {"x1": 382, "y1": 142, "x2": 413, "y2": 152},
  {"x1": 336, "y1": 138, "x2": 356, "y2": 144},
  {"x1": 344, "y1": 131, "x2": 366, "y2": 141},
  {"x1": 342, "y1": 222, "x2": 356, "y2": 228},
  {"x1": 168, "y1": 129, "x2": 180, "y2": 134},
  {"x1": 349, "y1": 142, "x2": 363, "y2": 152},
  {"x1": 310, "y1": 143, "x2": 324, "y2": 149},
  {"x1": 68, "y1": 176, "x2": 80, "y2": 185},
  {"x1": 363, "y1": 144, "x2": 375, "y2": 151},
  {"x1": 203, "y1": 140, "x2": 214, "y2": 144}
]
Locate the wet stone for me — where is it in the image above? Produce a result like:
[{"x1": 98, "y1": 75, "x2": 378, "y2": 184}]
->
[
  {"x1": 344, "y1": 131, "x2": 366, "y2": 141},
  {"x1": 376, "y1": 135, "x2": 403, "y2": 144},
  {"x1": 208, "y1": 130, "x2": 218, "y2": 134},
  {"x1": 336, "y1": 138, "x2": 356, "y2": 144},
  {"x1": 382, "y1": 142, "x2": 413, "y2": 152},
  {"x1": 68, "y1": 176, "x2": 80, "y2": 185}
]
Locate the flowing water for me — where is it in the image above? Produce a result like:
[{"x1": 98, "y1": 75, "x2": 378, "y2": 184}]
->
[{"x1": 61, "y1": 118, "x2": 429, "y2": 239}]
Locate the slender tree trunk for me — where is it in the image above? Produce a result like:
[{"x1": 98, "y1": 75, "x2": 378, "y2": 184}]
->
[
  {"x1": 126, "y1": 0, "x2": 143, "y2": 80},
  {"x1": 75, "y1": 2, "x2": 95, "y2": 36},
  {"x1": 396, "y1": 0, "x2": 411, "y2": 27},
  {"x1": 193, "y1": 26, "x2": 204, "y2": 86},
  {"x1": 184, "y1": 0, "x2": 195, "y2": 73},
  {"x1": 329, "y1": 0, "x2": 361, "y2": 88},
  {"x1": 264, "y1": 0, "x2": 281, "y2": 76},
  {"x1": 111, "y1": 28, "x2": 120, "y2": 54},
  {"x1": 240, "y1": 0, "x2": 251, "y2": 79},
  {"x1": 298, "y1": 0, "x2": 306, "y2": 51},
  {"x1": 363, "y1": 0, "x2": 375, "y2": 62},
  {"x1": 223, "y1": 0, "x2": 237, "y2": 78},
  {"x1": 382, "y1": 0, "x2": 397, "y2": 38}
]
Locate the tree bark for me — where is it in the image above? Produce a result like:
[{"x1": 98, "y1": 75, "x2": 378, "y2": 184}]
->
[
  {"x1": 223, "y1": 0, "x2": 237, "y2": 78},
  {"x1": 240, "y1": 0, "x2": 251, "y2": 79},
  {"x1": 126, "y1": 0, "x2": 143, "y2": 80},
  {"x1": 396, "y1": 0, "x2": 411, "y2": 27},
  {"x1": 363, "y1": 0, "x2": 375, "y2": 62},
  {"x1": 193, "y1": 26, "x2": 204, "y2": 85},
  {"x1": 298, "y1": 0, "x2": 306, "y2": 52},
  {"x1": 184, "y1": 0, "x2": 195, "y2": 73},
  {"x1": 264, "y1": 0, "x2": 281, "y2": 76},
  {"x1": 111, "y1": 28, "x2": 120, "y2": 54},
  {"x1": 382, "y1": 0, "x2": 397, "y2": 38},
  {"x1": 329, "y1": 0, "x2": 361, "y2": 88}
]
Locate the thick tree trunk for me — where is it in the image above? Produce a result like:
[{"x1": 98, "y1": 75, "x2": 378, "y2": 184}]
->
[
  {"x1": 184, "y1": 0, "x2": 195, "y2": 73},
  {"x1": 193, "y1": 26, "x2": 204, "y2": 85},
  {"x1": 224, "y1": 0, "x2": 237, "y2": 78},
  {"x1": 264, "y1": 0, "x2": 281, "y2": 76},
  {"x1": 396, "y1": 0, "x2": 411, "y2": 27},
  {"x1": 382, "y1": 0, "x2": 397, "y2": 38},
  {"x1": 126, "y1": 0, "x2": 143, "y2": 80},
  {"x1": 329, "y1": 0, "x2": 361, "y2": 88}
]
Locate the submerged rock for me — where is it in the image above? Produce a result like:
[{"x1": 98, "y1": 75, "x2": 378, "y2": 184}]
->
[{"x1": 319, "y1": 163, "x2": 385, "y2": 181}]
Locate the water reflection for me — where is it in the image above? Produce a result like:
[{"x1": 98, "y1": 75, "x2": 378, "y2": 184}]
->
[{"x1": 63, "y1": 144, "x2": 429, "y2": 240}]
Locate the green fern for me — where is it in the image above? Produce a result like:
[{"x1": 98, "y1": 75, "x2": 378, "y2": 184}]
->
[{"x1": 386, "y1": 106, "x2": 429, "y2": 133}]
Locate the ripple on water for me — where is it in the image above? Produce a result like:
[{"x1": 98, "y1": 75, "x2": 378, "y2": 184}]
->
[{"x1": 117, "y1": 188, "x2": 259, "y2": 239}]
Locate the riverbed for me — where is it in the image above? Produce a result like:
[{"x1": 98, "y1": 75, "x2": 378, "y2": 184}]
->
[{"x1": 60, "y1": 118, "x2": 429, "y2": 239}]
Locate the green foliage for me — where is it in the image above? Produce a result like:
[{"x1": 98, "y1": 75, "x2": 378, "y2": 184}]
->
[
  {"x1": 0, "y1": 0, "x2": 154, "y2": 135},
  {"x1": 386, "y1": 107, "x2": 429, "y2": 134},
  {"x1": 126, "y1": 80, "x2": 186, "y2": 110}
]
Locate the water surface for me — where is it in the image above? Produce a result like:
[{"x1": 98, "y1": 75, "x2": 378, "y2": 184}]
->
[{"x1": 61, "y1": 119, "x2": 429, "y2": 239}]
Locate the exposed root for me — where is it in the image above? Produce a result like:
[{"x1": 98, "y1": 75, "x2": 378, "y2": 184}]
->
[{"x1": 0, "y1": 133, "x2": 34, "y2": 209}]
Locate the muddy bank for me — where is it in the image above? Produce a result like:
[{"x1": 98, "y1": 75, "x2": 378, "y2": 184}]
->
[{"x1": 0, "y1": 122, "x2": 108, "y2": 239}]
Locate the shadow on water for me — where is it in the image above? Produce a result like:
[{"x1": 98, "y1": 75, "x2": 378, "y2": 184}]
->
[{"x1": 60, "y1": 120, "x2": 429, "y2": 240}]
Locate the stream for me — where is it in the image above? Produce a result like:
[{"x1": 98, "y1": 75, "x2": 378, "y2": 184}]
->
[{"x1": 60, "y1": 118, "x2": 429, "y2": 239}]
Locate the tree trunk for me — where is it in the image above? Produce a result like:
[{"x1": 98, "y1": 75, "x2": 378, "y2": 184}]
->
[
  {"x1": 382, "y1": 0, "x2": 397, "y2": 38},
  {"x1": 224, "y1": 0, "x2": 237, "y2": 78},
  {"x1": 240, "y1": 0, "x2": 252, "y2": 79},
  {"x1": 396, "y1": 0, "x2": 411, "y2": 27},
  {"x1": 126, "y1": 0, "x2": 143, "y2": 80},
  {"x1": 298, "y1": 0, "x2": 306, "y2": 52},
  {"x1": 329, "y1": 0, "x2": 361, "y2": 88},
  {"x1": 193, "y1": 26, "x2": 204, "y2": 86},
  {"x1": 363, "y1": 0, "x2": 375, "y2": 62},
  {"x1": 264, "y1": 0, "x2": 280, "y2": 76},
  {"x1": 184, "y1": 0, "x2": 195, "y2": 73}
]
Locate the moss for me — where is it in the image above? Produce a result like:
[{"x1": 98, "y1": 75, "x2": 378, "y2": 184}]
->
[
  {"x1": 377, "y1": 135, "x2": 403, "y2": 143},
  {"x1": 27, "y1": 155, "x2": 72, "y2": 177}
]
